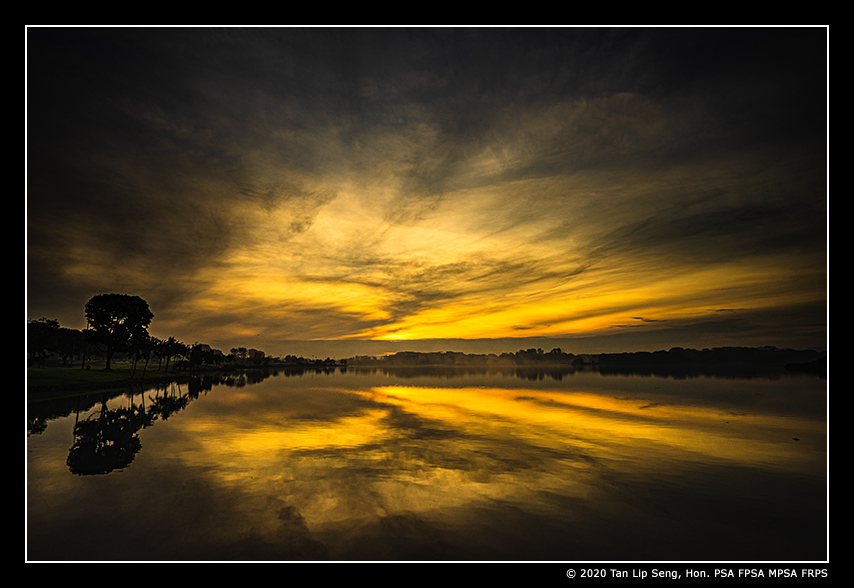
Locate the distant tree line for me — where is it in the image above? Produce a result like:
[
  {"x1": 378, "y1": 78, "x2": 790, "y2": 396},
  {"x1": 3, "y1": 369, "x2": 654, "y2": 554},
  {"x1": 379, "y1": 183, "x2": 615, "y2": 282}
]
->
[
  {"x1": 345, "y1": 346, "x2": 825, "y2": 376},
  {"x1": 596, "y1": 346, "x2": 824, "y2": 376},
  {"x1": 347, "y1": 348, "x2": 583, "y2": 367}
]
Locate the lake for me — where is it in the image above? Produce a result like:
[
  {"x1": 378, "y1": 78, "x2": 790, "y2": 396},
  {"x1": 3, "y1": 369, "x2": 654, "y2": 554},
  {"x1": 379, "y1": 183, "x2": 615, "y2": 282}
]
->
[{"x1": 26, "y1": 366, "x2": 827, "y2": 562}]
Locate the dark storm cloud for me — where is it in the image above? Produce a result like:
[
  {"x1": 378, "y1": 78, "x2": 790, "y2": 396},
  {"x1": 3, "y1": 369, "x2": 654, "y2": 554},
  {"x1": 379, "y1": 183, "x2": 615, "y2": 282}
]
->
[
  {"x1": 27, "y1": 27, "x2": 827, "y2": 350},
  {"x1": 25, "y1": 29, "x2": 336, "y2": 323},
  {"x1": 28, "y1": 32, "x2": 241, "y2": 254}
]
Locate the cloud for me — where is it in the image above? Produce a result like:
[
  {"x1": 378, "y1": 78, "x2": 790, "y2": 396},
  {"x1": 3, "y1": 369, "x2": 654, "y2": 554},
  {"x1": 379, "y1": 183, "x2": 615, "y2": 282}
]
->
[{"x1": 26, "y1": 27, "x2": 826, "y2": 351}]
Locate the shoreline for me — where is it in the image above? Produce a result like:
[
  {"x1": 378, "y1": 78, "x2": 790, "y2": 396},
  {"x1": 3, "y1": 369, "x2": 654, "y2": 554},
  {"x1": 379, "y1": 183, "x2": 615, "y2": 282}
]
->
[{"x1": 27, "y1": 345, "x2": 826, "y2": 401}]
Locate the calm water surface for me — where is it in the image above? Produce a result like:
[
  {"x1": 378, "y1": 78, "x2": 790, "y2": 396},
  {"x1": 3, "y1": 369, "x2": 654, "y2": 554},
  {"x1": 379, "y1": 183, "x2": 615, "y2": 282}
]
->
[{"x1": 26, "y1": 367, "x2": 827, "y2": 561}]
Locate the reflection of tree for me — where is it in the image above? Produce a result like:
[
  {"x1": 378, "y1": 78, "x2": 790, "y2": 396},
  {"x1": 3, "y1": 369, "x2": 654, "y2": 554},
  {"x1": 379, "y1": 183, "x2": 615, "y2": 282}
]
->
[
  {"x1": 148, "y1": 393, "x2": 189, "y2": 421},
  {"x1": 350, "y1": 365, "x2": 578, "y2": 381},
  {"x1": 218, "y1": 369, "x2": 278, "y2": 388},
  {"x1": 66, "y1": 394, "x2": 149, "y2": 475},
  {"x1": 65, "y1": 381, "x2": 197, "y2": 476},
  {"x1": 147, "y1": 382, "x2": 189, "y2": 421},
  {"x1": 28, "y1": 416, "x2": 48, "y2": 436},
  {"x1": 57, "y1": 371, "x2": 272, "y2": 476}
]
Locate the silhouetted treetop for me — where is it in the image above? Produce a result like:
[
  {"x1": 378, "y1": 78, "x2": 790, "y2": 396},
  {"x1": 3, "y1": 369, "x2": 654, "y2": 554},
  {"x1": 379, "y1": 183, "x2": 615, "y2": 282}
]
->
[{"x1": 84, "y1": 293, "x2": 153, "y2": 370}]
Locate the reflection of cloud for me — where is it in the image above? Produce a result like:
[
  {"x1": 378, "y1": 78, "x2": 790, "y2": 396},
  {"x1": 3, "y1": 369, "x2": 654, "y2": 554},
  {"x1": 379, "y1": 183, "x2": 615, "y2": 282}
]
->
[
  {"x1": 28, "y1": 366, "x2": 827, "y2": 560},
  {"x1": 171, "y1": 376, "x2": 825, "y2": 558}
]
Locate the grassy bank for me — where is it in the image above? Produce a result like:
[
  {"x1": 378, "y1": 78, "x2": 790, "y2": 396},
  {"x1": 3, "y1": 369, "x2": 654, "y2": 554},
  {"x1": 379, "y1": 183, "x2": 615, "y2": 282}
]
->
[
  {"x1": 27, "y1": 359, "x2": 344, "y2": 402},
  {"x1": 26, "y1": 361, "x2": 186, "y2": 401}
]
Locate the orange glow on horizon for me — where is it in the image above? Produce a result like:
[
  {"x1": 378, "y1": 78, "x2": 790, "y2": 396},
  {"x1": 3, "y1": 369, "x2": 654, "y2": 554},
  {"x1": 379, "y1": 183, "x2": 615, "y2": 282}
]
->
[{"x1": 96, "y1": 154, "x2": 824, "y2": 348}]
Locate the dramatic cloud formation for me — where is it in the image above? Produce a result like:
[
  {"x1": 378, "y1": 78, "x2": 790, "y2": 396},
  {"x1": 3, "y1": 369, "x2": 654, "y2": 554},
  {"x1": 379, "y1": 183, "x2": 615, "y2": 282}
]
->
[{"x1": 26, "y1": 27, "x2": 827, "y2": 355}]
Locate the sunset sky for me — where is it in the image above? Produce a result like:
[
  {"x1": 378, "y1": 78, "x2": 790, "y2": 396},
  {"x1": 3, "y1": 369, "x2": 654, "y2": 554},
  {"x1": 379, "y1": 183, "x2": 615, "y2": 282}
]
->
[{"x1": 25, "y1": 27, "x2": 828, "y2": 357}]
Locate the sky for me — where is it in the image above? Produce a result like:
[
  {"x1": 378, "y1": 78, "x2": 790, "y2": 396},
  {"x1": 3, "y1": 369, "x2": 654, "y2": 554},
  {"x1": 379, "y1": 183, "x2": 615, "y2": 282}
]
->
[{"x1": 25, "y1": 26, "x2": 828, "y2": 358}]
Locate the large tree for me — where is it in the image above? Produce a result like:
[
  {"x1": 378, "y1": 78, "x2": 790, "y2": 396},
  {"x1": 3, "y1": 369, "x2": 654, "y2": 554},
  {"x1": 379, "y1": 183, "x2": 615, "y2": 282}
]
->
[{"x1": 84, "y1": 294, "x2": 153, "y2": 370}]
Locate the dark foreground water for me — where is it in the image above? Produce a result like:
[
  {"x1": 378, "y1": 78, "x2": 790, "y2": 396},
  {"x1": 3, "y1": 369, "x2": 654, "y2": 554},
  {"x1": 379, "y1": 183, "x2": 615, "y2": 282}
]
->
[{"x1": 26, "y1": 367, "x2": 827, "y2": 562}]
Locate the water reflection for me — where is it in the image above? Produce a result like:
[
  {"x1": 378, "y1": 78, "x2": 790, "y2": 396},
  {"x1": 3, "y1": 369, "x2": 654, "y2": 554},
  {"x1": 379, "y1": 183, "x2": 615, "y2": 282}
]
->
[
  {"x1": 66, "y1": 394, "x2": 147, "y2": 475},
  {"x1": 27, "y1": 367, "x2": 827, "y2": 561}
]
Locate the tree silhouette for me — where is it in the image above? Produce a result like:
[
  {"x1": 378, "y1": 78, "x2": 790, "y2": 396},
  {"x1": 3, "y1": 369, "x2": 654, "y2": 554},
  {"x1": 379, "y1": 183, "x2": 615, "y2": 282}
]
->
[
  {"x1": 84, "y1": 294, "x2": 153, "y2": 370},
  {"x1": 67, "y1": 394, "x2": 146, "y2": 475},
  {"x1": 157, "y1": 336, "x2": 188, "y2": 372},
  {"x1": 131, "y1": 332, "x2": 154, "y2": 377},
  {"x1": 27, "y1": 317, "x2": 60, "y2": 367}
]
